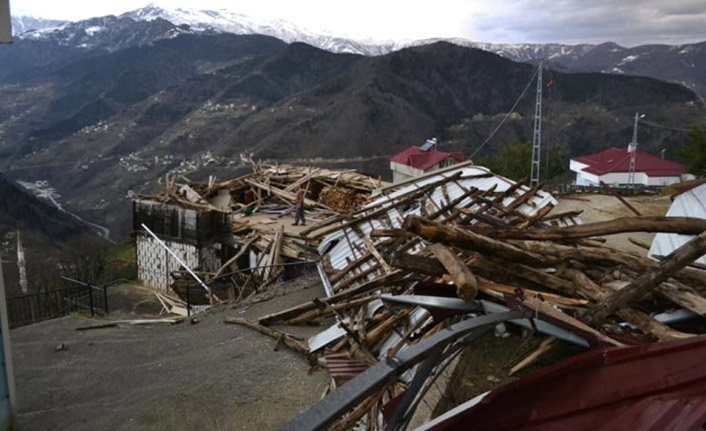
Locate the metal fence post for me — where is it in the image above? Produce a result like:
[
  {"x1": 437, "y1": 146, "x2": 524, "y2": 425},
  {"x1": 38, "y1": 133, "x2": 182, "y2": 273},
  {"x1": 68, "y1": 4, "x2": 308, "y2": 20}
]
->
[
  {"x1": 186, "y1": 284, "x2": 190, "y2": 317},
  {"x1": 88, "y1": 284, "x2": 94, "y2": 316},
  {"x1": 103, "y1": 286, "x2": 109, "y2": 314}
]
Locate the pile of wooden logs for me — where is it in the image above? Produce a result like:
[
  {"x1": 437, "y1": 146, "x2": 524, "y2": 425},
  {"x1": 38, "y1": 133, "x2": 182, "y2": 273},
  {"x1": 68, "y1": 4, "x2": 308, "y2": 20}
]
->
[
  {"x1": 222, "y1": 173, "x2": 706, "y2": 430},
  {"x1": 143, "y1": 162, "x2": 706, "y2": 430}
]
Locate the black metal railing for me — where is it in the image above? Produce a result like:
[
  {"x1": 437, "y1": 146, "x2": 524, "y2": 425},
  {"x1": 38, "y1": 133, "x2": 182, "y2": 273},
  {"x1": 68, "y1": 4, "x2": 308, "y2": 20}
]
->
[
  {"x1": 6, "y1": 259, "x2": 137, "y2": 328},
  {"x1": 7, "y1": 279, "x2": 107, "y2": 328}
]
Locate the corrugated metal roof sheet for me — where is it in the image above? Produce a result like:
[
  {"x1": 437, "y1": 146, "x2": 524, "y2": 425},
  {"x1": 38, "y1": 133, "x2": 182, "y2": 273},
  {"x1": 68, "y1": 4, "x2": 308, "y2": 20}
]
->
[
  {"x1": 318, "y1": 165, "x2": 560, "y2": 290},
  {"x1": 420, "y1": 334, "x2": 706, "y2": 431},
  {"x1": 649, "y1": 183, "x2": 706, "y2": 266}
]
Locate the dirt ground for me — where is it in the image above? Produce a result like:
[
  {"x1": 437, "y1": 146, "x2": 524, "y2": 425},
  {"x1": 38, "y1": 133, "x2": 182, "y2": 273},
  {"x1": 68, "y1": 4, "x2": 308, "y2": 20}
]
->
[
  {"x1": 429, "y1": 331, "x2": 586, "y2": 419},
  {"x1": 11, "y1": 277, "x2": 328, "y2": 431},
  {"x1": 553, "y1": 193, "x2": 672, "y2": 254}
]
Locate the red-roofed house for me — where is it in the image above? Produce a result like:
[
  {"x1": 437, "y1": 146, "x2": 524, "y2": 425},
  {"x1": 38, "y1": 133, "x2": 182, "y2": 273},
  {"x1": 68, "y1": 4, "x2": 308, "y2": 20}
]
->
[
  {"x1": 570, "y1": 147, "x2": 693, "y2": 187},
  {"x1": 390, "y1": 140, "x2": 464, "y2": 183}
]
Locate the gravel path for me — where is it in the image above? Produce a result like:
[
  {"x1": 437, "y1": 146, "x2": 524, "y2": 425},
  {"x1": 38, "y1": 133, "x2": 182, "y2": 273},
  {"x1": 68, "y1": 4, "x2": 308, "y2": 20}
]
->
[{"x1": 11, "y1": 278, "x2": 328, "y2": 431}]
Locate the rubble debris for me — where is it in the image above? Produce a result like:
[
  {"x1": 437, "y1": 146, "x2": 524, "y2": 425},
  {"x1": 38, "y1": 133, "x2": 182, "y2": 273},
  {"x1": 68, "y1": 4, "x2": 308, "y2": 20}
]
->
[
  {"x1": 134, "y1": 163, "x2": 387, "y2": 302},
  {"x1": 136, "y1": 162, "x2": 706, "y2": 430}
]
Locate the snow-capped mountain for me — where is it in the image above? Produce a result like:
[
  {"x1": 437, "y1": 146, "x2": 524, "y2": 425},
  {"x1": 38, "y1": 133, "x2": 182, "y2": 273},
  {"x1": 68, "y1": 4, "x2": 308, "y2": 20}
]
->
[
  {"x1": 9, "y1": 5, "x2": 706, "y2": 97},
  {"x1": 119, "y1": 4, "x2": 401, "y2": 55},
  {"x1": 114, "y1": 5, "x2": 601, "y2": 59},
  {"x1": 16, "y1": 14, "x2": 199, "y2": 51},
  {"x1": 10, "y1": 15, "x2": 67, "y2": 36}
]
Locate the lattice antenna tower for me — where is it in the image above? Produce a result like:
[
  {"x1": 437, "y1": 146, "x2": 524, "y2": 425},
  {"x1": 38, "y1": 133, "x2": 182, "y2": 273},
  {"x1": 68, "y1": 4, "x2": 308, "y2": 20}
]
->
[
  {"x1": 529, "y1": 62, "x2": 543, "y2": 187},
  {"x1": 628, "y1": 112, "x2": 645, "y2": 187}
]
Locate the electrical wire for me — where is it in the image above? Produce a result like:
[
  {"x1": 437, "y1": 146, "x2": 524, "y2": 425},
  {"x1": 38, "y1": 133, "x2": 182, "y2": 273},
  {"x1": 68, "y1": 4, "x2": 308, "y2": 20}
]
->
[
  {"x1": 470, "y1": 68, "x2": 539, "y2": 159},
  {"x1": 640, "y1": 119, "x2": 692, "y2": 133}
]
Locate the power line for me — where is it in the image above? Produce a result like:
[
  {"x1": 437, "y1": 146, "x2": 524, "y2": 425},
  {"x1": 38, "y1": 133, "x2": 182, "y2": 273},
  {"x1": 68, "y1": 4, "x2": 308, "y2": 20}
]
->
[
  {"x1": 640, "y1": 120, "x2": 691, "y2": 133},
  {"x1": 470, "y1": 68, "x2": 539, "y2": 159}
]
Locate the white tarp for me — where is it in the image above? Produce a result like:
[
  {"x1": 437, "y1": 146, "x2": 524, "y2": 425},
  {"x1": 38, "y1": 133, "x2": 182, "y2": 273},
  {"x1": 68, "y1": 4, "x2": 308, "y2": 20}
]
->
[
  {"x1": 649, "y1": 183, "x2": 706, "y2": 266},
  {"x1": 0, "y1": 0, "x2": 11, "y2": 43}
]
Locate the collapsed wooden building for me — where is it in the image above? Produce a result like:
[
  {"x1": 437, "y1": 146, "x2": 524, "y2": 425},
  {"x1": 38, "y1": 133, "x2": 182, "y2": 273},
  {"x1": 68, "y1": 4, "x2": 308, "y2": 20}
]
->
[
  {"x1": 133, "y1": 161, "x2": 706, "y2": 430},
  {"x1": 133, "y1": 163, "x2": 385, "y2": 296}
]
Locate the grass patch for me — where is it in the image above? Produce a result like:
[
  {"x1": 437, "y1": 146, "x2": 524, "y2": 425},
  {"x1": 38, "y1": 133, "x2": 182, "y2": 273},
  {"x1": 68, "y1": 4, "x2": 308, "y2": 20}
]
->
[
  {"x1": 108, "y1": 241, "x2": 136, "y2": 261},
  {"x1": 659, "y1": 178, "x2": 706, "y2": 196}
]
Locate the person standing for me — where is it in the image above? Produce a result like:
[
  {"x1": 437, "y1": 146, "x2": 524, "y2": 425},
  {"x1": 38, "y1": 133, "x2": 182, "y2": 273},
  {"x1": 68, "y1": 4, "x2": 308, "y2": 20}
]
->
[{"x1": 293, "y1": 186, "x2": 306, "y2": 226}]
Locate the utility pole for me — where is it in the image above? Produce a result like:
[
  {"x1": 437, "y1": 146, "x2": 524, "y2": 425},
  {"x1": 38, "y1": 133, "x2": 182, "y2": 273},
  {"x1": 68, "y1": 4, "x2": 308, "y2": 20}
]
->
[
  {"x1": 530, "y1": 62, "x2": 543, "y2": 187},
  {"x1": 627, "y1": 112, "x2": 645, "y2": 188},
  {"x1": 0, "y1": 249, "x2": 18, "y2": 426},
  {"x1": 17, "y1": 231, "x2": 28, "y2": 295}
]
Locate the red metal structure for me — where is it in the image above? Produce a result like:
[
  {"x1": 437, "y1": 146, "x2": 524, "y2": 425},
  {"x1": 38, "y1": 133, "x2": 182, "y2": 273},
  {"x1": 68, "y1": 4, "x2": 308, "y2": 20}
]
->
[
  {"x1": 572, "y1": 147, "x2": 685, "y2": 178},
  {"x1": 390, "y1": 147, "x2": 464, "y2": 171},
  {"x1": 424, "y1": 335, "x2": 706, "y2": 431}
]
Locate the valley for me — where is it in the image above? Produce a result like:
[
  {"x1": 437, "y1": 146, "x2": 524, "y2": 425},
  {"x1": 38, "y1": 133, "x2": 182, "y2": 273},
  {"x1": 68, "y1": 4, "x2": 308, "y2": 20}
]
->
[
  {"x1": 0, "y1": 6, "x2": 704, "y2": 250},
  {"x1": 2, "y1": 4, "x2": 706, "y2": 431}
]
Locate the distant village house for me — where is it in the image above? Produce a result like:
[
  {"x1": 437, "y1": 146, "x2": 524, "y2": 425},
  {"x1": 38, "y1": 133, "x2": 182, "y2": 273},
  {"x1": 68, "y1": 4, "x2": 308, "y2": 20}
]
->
[
  {"x1": 390, "y1": 138, "x2": 464, "y2": 183},
  {"x1": 570, "y1": 147, "x2": 693, "y2": 187}
]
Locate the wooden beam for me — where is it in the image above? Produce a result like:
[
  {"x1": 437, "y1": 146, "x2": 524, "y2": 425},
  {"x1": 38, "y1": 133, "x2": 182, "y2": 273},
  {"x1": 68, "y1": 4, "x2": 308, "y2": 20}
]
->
[
  {"x1": 214, "y1": 235, "x2": 259, "y2": 279},
  {"x1": 464, "y1": 217, "x2": 706, "y2": 241},
  {"x1": 430, "y1": 243, "x2": 478, "y2": 301},
  {"x1": 599, "y1": 181, "x2": 641, "y2": 216},
  {"x1": 402, "y1": 216, "x2": 550, "y2": 267},
  {"x1": 224, "y1": 317, "x2": 310, "y2": 356},
  {"x1": 588, "y1": 229, "x2": 706, "y2": 322}
]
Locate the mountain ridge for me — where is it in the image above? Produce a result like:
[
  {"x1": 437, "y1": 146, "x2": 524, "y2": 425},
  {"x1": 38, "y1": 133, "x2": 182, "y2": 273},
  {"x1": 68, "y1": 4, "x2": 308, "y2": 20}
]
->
[
  {"x1": 1, "y1": 23, "x2": 704, "y2": 242},
  {"x1": 10, "y1": 6, "x2": 706, "y2": 98}
]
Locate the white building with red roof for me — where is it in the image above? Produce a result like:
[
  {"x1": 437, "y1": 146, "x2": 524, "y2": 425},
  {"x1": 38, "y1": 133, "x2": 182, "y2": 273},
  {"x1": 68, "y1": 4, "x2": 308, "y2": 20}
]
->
[
  {"x1": 570, "y1": 147, "x2": 693, "y2": 187},
  {"x1": 390, "y1": 139, "x2": 464, "y2": 183}
]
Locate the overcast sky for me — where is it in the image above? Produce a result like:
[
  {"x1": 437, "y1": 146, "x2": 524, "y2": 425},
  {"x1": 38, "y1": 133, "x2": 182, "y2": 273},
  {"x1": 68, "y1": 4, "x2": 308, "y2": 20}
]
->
[{"x1": 11, "y1": 0, "x2": 706, "y2": 46}]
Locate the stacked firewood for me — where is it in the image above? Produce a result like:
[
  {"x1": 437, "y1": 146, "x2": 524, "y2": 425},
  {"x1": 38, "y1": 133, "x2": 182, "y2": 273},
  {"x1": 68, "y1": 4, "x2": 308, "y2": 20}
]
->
[{"x1": 318, "y1": 186, "x2": 369, "y2": 212}]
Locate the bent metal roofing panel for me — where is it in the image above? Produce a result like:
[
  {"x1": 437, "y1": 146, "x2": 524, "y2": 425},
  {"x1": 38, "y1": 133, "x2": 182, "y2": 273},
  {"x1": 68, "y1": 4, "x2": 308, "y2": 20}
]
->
[
  {"x1": 318, "y1": 165, "x2": 562, "y2": 291},
  {"x1": 649, "y1": 182, "x2": 706, "y2": 266}
]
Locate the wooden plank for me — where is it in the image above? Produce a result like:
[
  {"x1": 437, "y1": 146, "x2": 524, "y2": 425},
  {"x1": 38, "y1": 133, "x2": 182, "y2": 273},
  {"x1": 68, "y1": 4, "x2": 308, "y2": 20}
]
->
[
  {"x1": 364, "y1": 237, "x2": 393, "y2": 274},
  {"x1": 214, "y1": 235, "x2": 260, "y2": 278},
  {"x1": 257, "y1": 271, "x2": 405, "y2": 325},
  {"x1": 224, "y1": 317, "x2": 310, "y2": 356}
]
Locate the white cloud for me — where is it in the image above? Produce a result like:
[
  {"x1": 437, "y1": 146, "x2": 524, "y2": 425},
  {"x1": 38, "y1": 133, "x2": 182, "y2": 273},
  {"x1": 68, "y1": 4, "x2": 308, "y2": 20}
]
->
[{"x1": 10, "y1": 0, "x2": 706, "y2": 45}]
